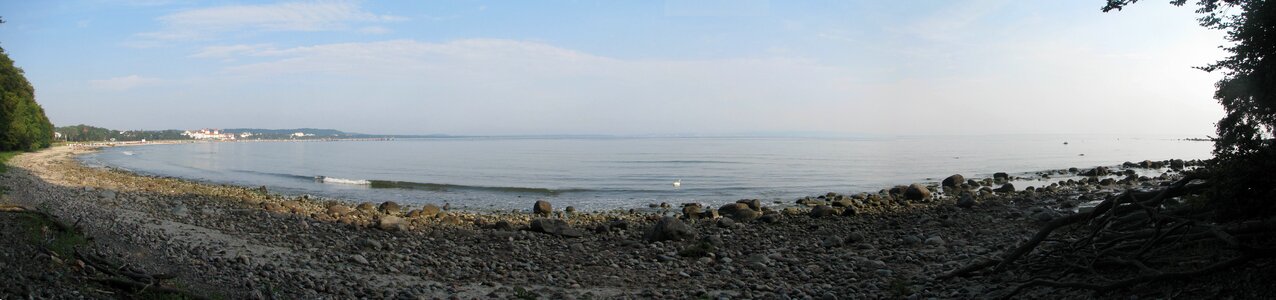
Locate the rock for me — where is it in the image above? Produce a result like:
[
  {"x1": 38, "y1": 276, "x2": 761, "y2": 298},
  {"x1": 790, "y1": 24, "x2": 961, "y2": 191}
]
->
[
  {"x1": 782, "y1": 207, "x2": 804, "y2": 215},
  {"x1": 902, "y1": 235, "x2": 922, "y2": 246},
  {"x1": 1099, "y1": 178, "x2": 1116, "y2": 186},
  {"x1": 700, "y1": 208, "x2": 719, "y2": 219},
  {"x1": 493, "y1": 220, "x2": 515, "y2": 231},
  {"x1": 717, "y1": 218, "x2": 736, "y2": 228},
  {"x1": 759, "y1": 213, "x2": 781, "y2": 223},
  {"x1": 796, "y1": 197, "x2": 825, "y2": 207},
  {"x1": 420, "y1": 204, "x2": 441, "y2": 217},
  {"x1": 681, "y1": 203, "x2": 703, "y2": 219},
  {"x1": 841, "y1": 206, "x2": 858, "y2": 217},
  {"x1": 820, "y1": 236, "x2": 844, "y2": 248},
  {"x1": 942, "y1": 174, "x2": 965, "y2": 188},
  {"x1": 608, "y1": 219, "x2": 631, "y2": 231},
  {"x1": 847, "y1": 232, "x2": 866, "y2": 243},
  {"x1": 1169, "y1": 159, "x2": 1185, "y2": 170},
  {"x1": 377, "y1": 201, "x2": 402, "y2": 214},
  {"x1": 171, "y1": 204, "x2": 189, "y2": 217},
  {"x1": 809, "y1": 205, "x2": 838, "y2": 218},
  {"x1": 565, "y1": 206, "x2": 576, "y2": 214},
  {"x1": 440, "y1": 214, "x2": 464, "y2": 226},
  {"x1": 925, "y1": 236, "x2": 945, "y2": 246},
  {"x1": 994, "y1": 183, "x2": 1015, "y2": 193},
  {"x1": 355, "y1": 202, "x2": 376, "y2": 213},
  {"x1": 533, "y1": 200, "x2": 553, "y2": 215},
  {"x1": 831, "y1": 198, "x2": 855, "y2": 207},
  {"x1": 1080, "y1": 166, "x2": 1110, "y2": 177},
  {"x1": 351, "y1": 254, "x2": 369, "y2": 265},
  {"x1": 993, "y1": 172, "x2": 1009, "y2": 181},
  {"x1": 326, "y1": 204, "x2": 353, "y2": 216},
  {"x1": 736, "y1": 199, "x2": 762, "y2": 211},
  {"x1": 904, "y1": 184, "x2": 931, "y2": 201},
  {"x1": 956, "y1": 193, "x2": 976, "y2": 208},
  {"x1": 645, "y1": 217, "x2": 696, "y2": 242},
  {"x1": 529, "y1": 218, "x2": 583, "y2": 238},
  {"x1": 377, "y1": 216, "x2": 405, "y2": 231},
  {"x1": 718, "y1": 203, "x2": 760, "y2": 222}
]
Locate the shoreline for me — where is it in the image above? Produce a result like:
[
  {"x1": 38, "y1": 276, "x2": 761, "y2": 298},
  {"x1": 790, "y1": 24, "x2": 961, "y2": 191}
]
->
[
  {"x1": 1, "y1": 145, "x2": 1252, "y2": 298},
  {"x1": 74, "y1": 140, "x2": 1205, "y2": 213}
]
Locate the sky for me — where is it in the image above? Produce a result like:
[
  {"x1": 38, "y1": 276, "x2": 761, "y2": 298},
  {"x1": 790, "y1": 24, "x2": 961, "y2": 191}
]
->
[{"x1": 0, "y1": 0, "x2": 1229, "y2": 136}]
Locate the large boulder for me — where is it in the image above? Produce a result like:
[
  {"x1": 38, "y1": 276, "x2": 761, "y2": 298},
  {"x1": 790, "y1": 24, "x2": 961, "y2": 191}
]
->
[
  {"x1": 736, "y1": 199, "x2": 762, "y2": 211},
  {"x1": 420, "y1": 204, "x2": 441, "y2": 217},
  {"x1": 718, "y1": 203, "x2": 760, "y2": 222},
  {"x1": 377, "y1": 216, "x2": 405, "y2": 231},
  {"x1": 993, "y1": 172, "x2": 1010, "y2": 181},
  {"x1": 942, "y1": 174, "x2": 965, "y2": 188},
  {"x1": 903, "y1": 184, "x2": 931, "y2": 201},
  {"x1": 529, "y1": 218, "x2": 582, "y2": 238},
  {"x1": 1080, "y1": 167, "x2": 1110, "y2": 177},
  {"x1": 533, "y1": 200, "x2": 553, "y2": 215},
  {"x1": 377, "y1": 201, "x2": 402, "y2": 214},
  {"x1": 994, "y1": 183, "x2": 1016, "y2": 193},
  {"x1": 355, "y1": 202, "x2": 376, "y2": 213},
  {"x1": 681, "y1": 203, "x2": 704, "y2": 219},
  {"x1": 809, "y1": 205, "x2": 838, "y2": 218},
  {"x1": 645, "y1": 217, "x2": 696, "y2": 242}
]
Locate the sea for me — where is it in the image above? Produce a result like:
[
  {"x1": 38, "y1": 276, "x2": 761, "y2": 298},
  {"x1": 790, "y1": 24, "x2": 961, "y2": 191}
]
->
[{"x1": 79, "y1": 134, "x2": 1213, "y2": 212}]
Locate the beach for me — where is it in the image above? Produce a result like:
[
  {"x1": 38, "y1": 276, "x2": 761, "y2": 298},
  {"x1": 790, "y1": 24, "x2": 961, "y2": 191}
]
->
[{"x1": 0, "y1": 145, "x2": 1265, "y2": 299}]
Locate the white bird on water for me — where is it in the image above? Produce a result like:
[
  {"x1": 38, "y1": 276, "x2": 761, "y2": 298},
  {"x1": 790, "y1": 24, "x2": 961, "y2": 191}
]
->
[{"x1": 673, "y1": 179, "x2": 681, "y2": 188}]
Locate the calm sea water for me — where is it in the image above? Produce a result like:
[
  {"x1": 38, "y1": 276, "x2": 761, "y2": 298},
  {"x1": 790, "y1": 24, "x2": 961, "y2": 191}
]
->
[{"x1": 80, "y1": 135, "x2": 1212, "y2": 211}]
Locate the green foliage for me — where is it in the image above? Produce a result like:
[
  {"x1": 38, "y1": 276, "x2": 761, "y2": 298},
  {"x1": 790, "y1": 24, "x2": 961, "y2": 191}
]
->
[
  {"x1": 54, "y1": 124, "x2": 191, "y2": 142},
  {"x1": 1105, "y1": 0, "x2": 1276, "y2": 219},
  {"x1": 0, "y1": 150, "x2": 17, "y2": 173},
  {"x1": 0, "y1": 46, "x2": 53, "y2": 152}
]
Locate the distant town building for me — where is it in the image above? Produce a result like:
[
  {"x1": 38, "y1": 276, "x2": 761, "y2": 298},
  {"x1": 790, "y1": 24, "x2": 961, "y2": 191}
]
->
[
  {"x1": 239, "y1": 132, "x2": 254, "y2": 138},
  {"x1": 183, "y1": 129, "x2": 237, "y2": 140},
  {"x1": 292, "y1": 132, "x2": 314, "y2": 137}
]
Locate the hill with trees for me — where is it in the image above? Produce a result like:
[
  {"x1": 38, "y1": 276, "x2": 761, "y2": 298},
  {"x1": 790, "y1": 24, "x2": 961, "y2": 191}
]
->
[{"x1": 0, "y1": 43, "x2": 54, "y2": 152}]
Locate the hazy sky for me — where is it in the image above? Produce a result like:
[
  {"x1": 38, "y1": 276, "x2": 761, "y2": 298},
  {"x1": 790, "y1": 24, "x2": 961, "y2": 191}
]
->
[{"x1": 0, "y1": 0, "x2": 1227, "y2": 136}]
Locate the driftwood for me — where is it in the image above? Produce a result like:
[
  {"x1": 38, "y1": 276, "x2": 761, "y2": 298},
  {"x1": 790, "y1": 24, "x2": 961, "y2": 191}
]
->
[{"x1": 940, "y1": 174, "x2": 1276, "y2": 298}]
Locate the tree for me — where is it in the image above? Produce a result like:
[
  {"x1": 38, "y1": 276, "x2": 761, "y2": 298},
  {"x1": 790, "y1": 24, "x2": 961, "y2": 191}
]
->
[
  {"x1": 0, "y1": 45, "x2": 54, "y2": 152},
  {"x1": 940, "y1": 1, "x2": 1276, "y2": 296}
]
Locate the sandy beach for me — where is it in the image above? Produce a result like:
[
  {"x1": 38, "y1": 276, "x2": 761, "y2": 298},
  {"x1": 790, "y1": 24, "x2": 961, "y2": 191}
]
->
[{"x1": 0, "y1": 145, "x2": 1266, "y2": 299}]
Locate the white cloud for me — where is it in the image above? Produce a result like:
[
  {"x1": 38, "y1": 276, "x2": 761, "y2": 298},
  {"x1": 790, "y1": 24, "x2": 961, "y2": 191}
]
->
[
  {"x1": 136, "y1": 1, "x2": 404, "y2": 41},
  {"x1": 191, "y1": 44, "x2": 273, "y2": 58},
  {"x1": 89, "y1": 75, "x2": 162, "y2": 91}
]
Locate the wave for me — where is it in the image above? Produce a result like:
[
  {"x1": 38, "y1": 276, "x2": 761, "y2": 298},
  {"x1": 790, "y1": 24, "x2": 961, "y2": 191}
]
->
[
  {"x1": 612, "y1": 160, "x2": 740, "y2": 164},
  {"x1": 319, "y1": 176, "x2": 372, "y2": 185},
  {"x1": 120, "y1": 151, "x2": 135, "y2": 156},
  {"x1": 367, "y1": 180, "x2": 587, "y2": 196}
]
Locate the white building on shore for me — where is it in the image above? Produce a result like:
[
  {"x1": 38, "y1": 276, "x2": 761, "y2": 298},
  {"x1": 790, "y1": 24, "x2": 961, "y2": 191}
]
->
[{"x1": 183, "y1": 129, "x2": 237, "y2": 140}]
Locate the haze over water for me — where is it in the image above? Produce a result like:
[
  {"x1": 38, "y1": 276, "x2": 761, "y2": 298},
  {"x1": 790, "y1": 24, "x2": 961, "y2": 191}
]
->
[{"x1": 82, "y1": 134, "x2": 1211, "y2": 211}]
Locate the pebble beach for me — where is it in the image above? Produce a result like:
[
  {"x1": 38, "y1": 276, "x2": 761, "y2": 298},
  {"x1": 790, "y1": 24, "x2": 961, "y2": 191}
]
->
[{"x1": 2, "y1": 144, "x2": 1263, "y2": 299}]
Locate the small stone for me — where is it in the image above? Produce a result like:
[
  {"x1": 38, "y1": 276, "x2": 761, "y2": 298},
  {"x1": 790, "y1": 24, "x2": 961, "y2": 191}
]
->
[
  {"x1": 351, "y1": 255, "x2": 369, "y2": 265},
  {"x1": 377, "y1": 201, "x2": 402, "y2": 214},
  {"x1": 645, "y1": 217, "x2": 696, "y2": 242}
]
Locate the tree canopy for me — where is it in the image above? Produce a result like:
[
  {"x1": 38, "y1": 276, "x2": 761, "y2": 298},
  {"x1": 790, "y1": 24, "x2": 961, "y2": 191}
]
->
[
  {"x1": 1104, "y1": 0, "x2": 1275, "y2": 219},
  {"x1": 0, "y1": 45, "x2": 54, "y2": 152}
]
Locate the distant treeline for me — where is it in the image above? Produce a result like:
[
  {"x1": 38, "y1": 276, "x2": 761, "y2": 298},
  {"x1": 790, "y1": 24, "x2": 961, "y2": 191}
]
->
[
  {"x1": 0, "y1": 46, "x2": 54, "y2": 152},
  {"x1": 54, "y1": 125, "x2": 190, "y2": 142}
]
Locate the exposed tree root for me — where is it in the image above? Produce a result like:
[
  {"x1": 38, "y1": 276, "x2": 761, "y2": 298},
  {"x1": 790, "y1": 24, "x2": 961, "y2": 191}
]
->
[
  {"x1": 2, "y1": 204, "x2": 203, "y2": 299},
  {"x1": 942, "y1": 173, "x2": 1276, "y2": 297}
]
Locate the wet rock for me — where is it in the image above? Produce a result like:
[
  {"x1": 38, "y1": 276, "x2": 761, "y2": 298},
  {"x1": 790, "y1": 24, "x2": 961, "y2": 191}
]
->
[
  {"x1": 646, "y1": 217, "x2": 696, "y2": 242},
  {"x1": 533, "y1": 200, "x2": 553, "y2": 215},
  {"x1": 355, "y1": 202, "x2": 376, "y2": 213},
  {"x1": 419, "y1": 204, "x2": 441, "y2": 217},
  {"x1": 529, "y1": 219, "x2": 583, "y2": 238},
  {"x1": 759, "y1": 213, "x2": 781, "y2": 223},
  {"x1": 904, "y1": 184, "x2": 931, "y2": 201},
  {"x1": 377, "y1": 216, "x2": 405, "y2": 231},
  {"x1": 820, "y1": 236, "x2": 844, "y2": 248},
  {"x1": 377, "y1": 201, "x2": 402, "y2": 215},
  {"x1": 1169, "y1": 159, "x2": 1185, "y2": 170},
  {"x1": 717, "y1": 218, "x2": 736, "y2": 228},
  {"x1": 956, "y1": 193, "x2": 976, "y2": 208},
  {"x1": 993, "y1": 172, "x2": 1009, "y2": 181},
  {"x1": 700, "y1": 208, "x2": 719, "y2": 219},
  {"x1": 809, "y1": 205, "x2": 838, "y2": 218},
  {"x1": 681, "y1": 203, "x2": 703, "y2": 219},
  {"x1": 327, "y1": 204, "x2": 353, "y2": 216},
  {"x1": 994, "y1": 183, "x2": 1015, "y2": 193},
  {"x1": 737, "y1": 199, "x2": 762, "y2": 211},
  {"x1": 1080, "y1": 167, "x2": 1110, "y2": 177},
  {"x1": 841, "y1": 206, "x2": 858, "y2": 217},
  {"x1": 942, "y1": 174, "x2": 965, "y2": 188},
  {"x1": 718, "y1": 203, "x2": 760, "y2": 222},
  {"x1": 564, "y1": 206, "x2": 576, "y2": 214}
]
